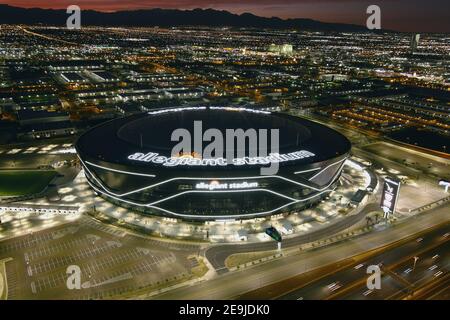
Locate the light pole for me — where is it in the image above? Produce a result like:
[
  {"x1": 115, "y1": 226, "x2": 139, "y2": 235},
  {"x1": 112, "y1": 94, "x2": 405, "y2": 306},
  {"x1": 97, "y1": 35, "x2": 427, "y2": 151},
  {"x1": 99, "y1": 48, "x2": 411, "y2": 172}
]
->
[{"x1": 412, "y1": 256, "x2": 419, "y2": 271}]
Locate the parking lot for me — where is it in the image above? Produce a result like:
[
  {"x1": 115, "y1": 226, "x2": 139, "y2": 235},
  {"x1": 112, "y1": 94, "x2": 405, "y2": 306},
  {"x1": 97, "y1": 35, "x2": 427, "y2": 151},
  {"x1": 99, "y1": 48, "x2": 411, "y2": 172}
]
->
[
  {"x1": 0, "y1": 216, "x2": 200, "y2": 299},
  {"x1": 363, "y1": 141, "x2": 450, "y2": 179}
]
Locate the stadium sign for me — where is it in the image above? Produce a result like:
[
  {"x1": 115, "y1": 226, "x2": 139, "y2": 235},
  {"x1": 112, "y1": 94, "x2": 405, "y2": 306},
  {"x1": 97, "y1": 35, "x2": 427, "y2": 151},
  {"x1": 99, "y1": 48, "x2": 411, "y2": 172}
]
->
[
  {"x1": 380, "y1": 177, "x2": 401, "y2": 218},
  {"x1": 127, "y1": 150, "x2": 315, "y2": 167},
  {"x1": 195, "y1": 181, "x2": 259, "y2": 191}
]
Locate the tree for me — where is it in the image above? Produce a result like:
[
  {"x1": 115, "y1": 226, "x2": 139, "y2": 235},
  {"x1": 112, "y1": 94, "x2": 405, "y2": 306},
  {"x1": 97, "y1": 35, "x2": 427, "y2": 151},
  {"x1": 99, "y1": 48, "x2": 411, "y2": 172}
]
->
[{"x1": 374, "y1": 213, "x2": 380, "y2": 224}]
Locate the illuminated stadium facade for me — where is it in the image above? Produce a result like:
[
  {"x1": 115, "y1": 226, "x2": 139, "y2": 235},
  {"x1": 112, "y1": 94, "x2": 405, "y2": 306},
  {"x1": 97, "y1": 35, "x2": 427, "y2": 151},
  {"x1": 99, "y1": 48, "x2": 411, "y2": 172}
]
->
[{"x1": 76, "y1": 107, "x2": 351, "y2": 221}]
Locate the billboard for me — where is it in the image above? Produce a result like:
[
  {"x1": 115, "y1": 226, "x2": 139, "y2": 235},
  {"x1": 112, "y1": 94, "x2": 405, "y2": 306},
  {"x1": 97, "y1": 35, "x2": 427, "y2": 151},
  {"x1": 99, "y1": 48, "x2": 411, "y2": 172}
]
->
[{"x1": 380, "y1": 177, "x2": 401, "y2": 217}]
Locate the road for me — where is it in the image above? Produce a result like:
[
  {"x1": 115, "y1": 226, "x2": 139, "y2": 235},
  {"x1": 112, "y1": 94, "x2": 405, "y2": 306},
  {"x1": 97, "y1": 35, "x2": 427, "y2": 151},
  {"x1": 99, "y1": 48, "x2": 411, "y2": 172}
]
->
[
  {"x1": 19, "y1": 26, "x2": 79, "y2": 46},
  {"x1": 151, "y1": 202, "x2": 449, "y2": 300},
  {"x1": 276, "y1": 223, "x2": 449, "y2": 300},
  {"x1": 205, "y1": 202, "x2": 380, "y2": 273},
  {"x1": 340, "y1": 240, "x2": 449, "y2": 300}
]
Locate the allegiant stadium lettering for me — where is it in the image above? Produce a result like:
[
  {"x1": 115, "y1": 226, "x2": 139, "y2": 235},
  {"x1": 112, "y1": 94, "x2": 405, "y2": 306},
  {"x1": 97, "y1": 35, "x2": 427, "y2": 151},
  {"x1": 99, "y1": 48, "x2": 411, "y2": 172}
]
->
[
  {"x1": 195, "y1": 181, "x2": 259, "y2": 191},
  {"x1": 127, "y1": 150, "x2": 315, "y2": 167}
]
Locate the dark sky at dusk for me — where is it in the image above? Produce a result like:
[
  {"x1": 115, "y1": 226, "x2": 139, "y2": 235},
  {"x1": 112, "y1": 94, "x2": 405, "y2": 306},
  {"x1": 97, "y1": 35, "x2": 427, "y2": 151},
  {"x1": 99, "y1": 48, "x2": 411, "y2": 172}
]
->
[{"x1": 2, "y1": 0, "x2": 449, "y2": 32}]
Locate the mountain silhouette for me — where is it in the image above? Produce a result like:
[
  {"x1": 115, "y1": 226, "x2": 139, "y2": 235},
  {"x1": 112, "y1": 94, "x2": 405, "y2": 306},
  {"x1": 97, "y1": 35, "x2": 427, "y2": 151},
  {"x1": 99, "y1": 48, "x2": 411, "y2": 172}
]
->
[{"x1": 0, "y1": 4, "x2": 368, "y2": 31}]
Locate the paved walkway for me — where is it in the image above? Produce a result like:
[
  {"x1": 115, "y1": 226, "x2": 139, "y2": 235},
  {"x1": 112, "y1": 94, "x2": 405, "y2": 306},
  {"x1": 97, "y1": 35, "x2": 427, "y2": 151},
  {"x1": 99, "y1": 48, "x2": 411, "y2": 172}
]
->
[{"x1": 43, "y1": 163, "x2": 372, "y2": 243}]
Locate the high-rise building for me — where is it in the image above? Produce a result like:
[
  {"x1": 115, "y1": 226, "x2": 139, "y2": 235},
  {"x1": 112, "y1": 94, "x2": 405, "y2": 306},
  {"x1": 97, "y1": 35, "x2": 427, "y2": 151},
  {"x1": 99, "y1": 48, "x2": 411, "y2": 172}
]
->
[
  {"x1": 410, "y1": 34, "x2": 420, "y2": 53},
  {"x1": 268, "y1": 43, "x2": 293, "y2": 55}
]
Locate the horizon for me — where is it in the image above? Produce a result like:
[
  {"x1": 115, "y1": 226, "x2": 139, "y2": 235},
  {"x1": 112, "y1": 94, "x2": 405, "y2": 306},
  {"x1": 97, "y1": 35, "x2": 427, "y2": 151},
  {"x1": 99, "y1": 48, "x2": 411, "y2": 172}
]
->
[{"x1": 1, "y1": 0, "x2": 450, "y2": 33}]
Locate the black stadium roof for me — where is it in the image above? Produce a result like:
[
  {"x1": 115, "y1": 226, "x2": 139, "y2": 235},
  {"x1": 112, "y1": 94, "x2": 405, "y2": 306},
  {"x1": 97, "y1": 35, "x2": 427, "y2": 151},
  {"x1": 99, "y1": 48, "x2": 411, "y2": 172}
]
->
[{"x1": 76, "y1": 107, "x2": 351, "y2": 170}]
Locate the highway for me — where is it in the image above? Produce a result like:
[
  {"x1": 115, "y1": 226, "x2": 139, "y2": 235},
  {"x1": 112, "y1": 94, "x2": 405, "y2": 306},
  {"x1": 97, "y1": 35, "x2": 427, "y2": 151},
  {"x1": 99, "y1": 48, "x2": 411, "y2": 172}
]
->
[
  {"x1": 19, "y1": 26, "x2": 79, "y2": 46},
  {"x1": 340, "y1": 240, "x2": 449, "y2": 300},
  {"x1": 150, "y1": 202, "x2": 449, "y2": 300},
  {"x1": 276, "y1": 223, "x2": 449, "y2": 300}
]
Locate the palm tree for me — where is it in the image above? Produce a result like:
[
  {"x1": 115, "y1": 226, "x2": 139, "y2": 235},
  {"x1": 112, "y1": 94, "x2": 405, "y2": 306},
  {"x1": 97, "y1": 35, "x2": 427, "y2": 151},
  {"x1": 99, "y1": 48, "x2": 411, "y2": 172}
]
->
[{"x1": 375, "y1": 213, "x2": 380, "y2": 224}]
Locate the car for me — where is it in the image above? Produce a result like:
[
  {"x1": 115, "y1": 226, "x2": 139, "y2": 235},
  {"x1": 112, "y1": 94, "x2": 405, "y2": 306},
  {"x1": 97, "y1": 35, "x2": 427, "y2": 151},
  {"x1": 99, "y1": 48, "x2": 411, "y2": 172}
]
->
[
  {"x1": 327, "y1": 282, "x2": 342, "y2": 292},
  {"x1": 363, "y1": 289, "x2": 373, "y2": 296},
  {"x1": 434, "y1": 271, "x2": 443, "y2": 277}
]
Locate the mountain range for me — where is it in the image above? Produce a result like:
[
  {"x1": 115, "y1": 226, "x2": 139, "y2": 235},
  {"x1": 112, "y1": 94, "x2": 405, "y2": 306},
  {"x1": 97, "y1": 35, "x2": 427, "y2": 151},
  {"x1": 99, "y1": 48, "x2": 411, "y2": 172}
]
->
[{"x1": 0, "y1": 4, "x2": 369, "y2": 32}]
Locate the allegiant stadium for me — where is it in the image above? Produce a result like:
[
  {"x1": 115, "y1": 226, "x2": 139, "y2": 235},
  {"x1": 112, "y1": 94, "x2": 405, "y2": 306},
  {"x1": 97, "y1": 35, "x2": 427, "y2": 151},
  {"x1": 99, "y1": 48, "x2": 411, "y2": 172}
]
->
[{"x1": 75, "y1": 106, "x2": 351, "y2": 221}]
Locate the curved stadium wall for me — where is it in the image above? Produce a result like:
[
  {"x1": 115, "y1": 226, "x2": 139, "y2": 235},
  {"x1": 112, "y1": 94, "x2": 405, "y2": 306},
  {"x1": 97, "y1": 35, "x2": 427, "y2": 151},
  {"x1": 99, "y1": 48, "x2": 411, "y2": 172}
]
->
[{"x1": 76, "y1": 107, "x2": 351, "y2": 221}]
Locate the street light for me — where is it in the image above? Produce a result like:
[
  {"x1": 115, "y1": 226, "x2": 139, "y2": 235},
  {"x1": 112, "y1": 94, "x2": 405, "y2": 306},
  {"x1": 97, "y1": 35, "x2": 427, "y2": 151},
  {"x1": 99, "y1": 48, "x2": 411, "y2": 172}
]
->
[{"x1": 412, "y1": 256, "x2": 419, "y2": 271}]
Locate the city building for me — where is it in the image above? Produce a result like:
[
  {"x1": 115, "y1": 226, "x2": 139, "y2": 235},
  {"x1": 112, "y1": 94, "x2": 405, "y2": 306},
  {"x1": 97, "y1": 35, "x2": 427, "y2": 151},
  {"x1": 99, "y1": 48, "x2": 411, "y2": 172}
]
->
[{"x1": 410, "y1": 33, "x2": 421, "y2": 53}]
